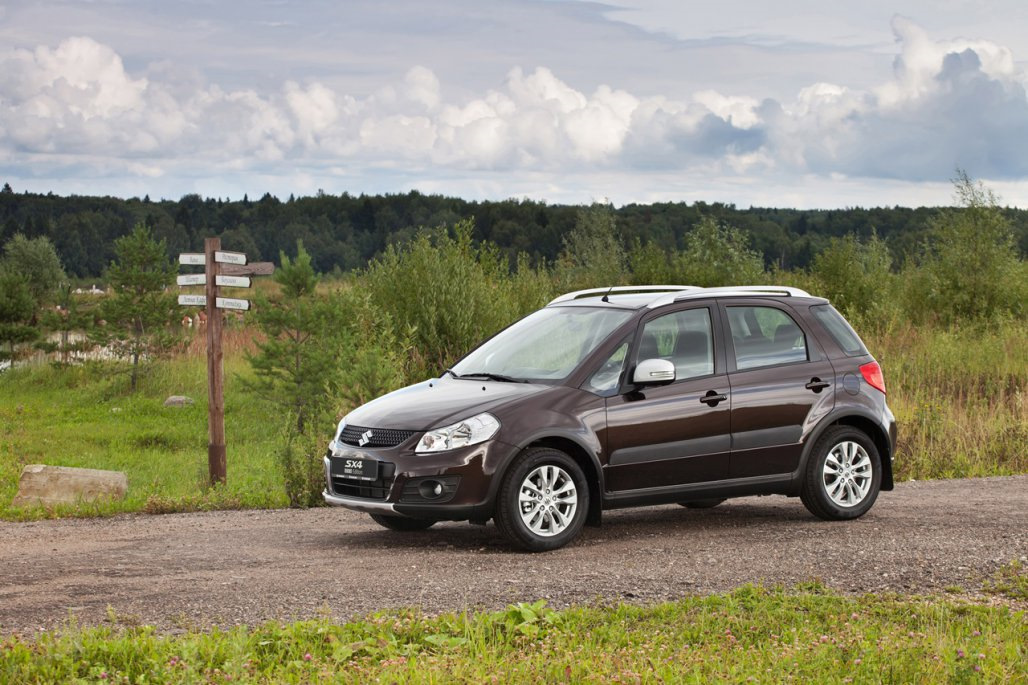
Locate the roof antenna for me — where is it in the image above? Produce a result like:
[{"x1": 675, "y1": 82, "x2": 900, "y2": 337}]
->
[{"x1": 601, "y1": 286, "x2": 614, "y2": 303}]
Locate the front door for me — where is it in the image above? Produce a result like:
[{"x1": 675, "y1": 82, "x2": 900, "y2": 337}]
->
[
  {"x1": 603, "y1": 304, "x2": 732, "y2": 492},
  {"x1": 721, "y1": 302, "x2": 836, "y2": 479}
]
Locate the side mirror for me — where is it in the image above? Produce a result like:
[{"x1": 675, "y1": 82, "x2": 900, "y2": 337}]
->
[{"x1": 633, "y1": 358, "x2": 675, "y2": 386}]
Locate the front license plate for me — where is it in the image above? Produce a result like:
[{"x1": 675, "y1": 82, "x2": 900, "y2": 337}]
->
[{"x1": 337, "y1": 457, "x2": 378, "y2": 481}]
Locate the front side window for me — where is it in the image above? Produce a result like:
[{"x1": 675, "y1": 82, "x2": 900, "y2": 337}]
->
[
  {"x1": 727, "y1": 306, "x2": 808, "y2": 370},
  {"x1": 638, "y1": 308, "x2": 714, "y2": 380},
  {"x1": 452, "y1": 306, "x2": 632, "y2": 382},
  {"x1": 585, "y1": 339, "x2": 629, "y2": 395}
]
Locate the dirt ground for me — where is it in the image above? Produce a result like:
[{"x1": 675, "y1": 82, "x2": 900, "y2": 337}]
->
[{"x1": 1, "y1": 475, "x2": 1025, "y2": 635}]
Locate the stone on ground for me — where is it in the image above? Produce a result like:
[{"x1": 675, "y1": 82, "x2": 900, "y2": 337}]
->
[
  {"x1": 11, "y1": 465, "x2": 128, "y2": 508},
  {"x1": 163, "y1": 395, "x2": 194, "y2": 407}
]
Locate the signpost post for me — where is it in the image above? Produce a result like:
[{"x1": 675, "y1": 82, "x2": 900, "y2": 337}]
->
[{"x1": 177, "y1": 239, "x2": 274, "y2": 485}]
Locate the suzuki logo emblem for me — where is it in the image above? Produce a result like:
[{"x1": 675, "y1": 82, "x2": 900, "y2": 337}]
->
[{"x1": 358, "y1": 430, "x2": 373, "y2": 447}]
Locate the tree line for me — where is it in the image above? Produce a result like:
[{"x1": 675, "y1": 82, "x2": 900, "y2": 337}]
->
[{"x1": 2, "y1": 181, "x2": 1027, "y2": 280}]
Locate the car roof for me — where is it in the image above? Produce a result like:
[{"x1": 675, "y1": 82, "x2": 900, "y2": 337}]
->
[{"x1": 548, "y1": 285, "x2": 828, "y2": 310}]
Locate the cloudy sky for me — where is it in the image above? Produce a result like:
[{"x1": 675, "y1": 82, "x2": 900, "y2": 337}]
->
[{"x1": 2, "y1": 0, "x2": 1028, "y2": 208}]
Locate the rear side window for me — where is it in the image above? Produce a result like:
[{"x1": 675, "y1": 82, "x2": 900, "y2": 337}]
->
[
  {"x1": 727, "y1": 306, "x2": 808, "y2": 370},
  {"x1": 810, "y1": 304, "x2": 868, "y2": 356}
]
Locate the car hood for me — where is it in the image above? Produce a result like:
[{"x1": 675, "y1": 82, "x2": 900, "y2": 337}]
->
[{"x1": 343, "y1": 376, "x2": 552, "y2": 431}]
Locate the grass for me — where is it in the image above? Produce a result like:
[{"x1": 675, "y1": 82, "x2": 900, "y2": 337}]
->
[
  {"x1": 984, "y1": 561, "x2": 1028, "y2": 601},
  {"x1": 1, "y1": 585, "x2": 1024, "y2": 683},
  {"x1": 0, "y1": 350, "x2": 288, "y2": 520},
  {"x1": 865, "y1": 319, "x2": 1028, "y2": 480}
]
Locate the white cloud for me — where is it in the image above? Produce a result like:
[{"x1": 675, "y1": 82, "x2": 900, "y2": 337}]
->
[{"x1": 1, "y1": 18, "x2": 1027, "y2": 205}]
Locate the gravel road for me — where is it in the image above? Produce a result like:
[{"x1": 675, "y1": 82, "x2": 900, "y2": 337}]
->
[{"x1": 1, "y1": 476, "x2": 1025, "y2": 635}]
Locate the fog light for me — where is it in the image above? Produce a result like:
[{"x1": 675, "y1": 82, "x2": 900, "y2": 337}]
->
[{"x1": 418, "y1": 480, "x2": 444, "y2": 500}]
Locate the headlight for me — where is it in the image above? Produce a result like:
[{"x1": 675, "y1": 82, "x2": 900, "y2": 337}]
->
[
  {"x1": 416, "y1": 413, "x2": 500, "y2": 453},
  {"x1": 328, "y1": 416, "x2": 348, "y2": 454}
]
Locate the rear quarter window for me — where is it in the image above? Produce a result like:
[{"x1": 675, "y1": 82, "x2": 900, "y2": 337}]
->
[{"x1": 810, "y1": 304, "x2": 868, "y2": 356}]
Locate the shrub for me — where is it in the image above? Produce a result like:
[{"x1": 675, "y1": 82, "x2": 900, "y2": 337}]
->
[{"x1": 672, "y1": 217, "x2": 765, "y2": 287}]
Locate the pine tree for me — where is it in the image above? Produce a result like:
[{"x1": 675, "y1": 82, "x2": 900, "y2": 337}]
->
[
  {"x1": 0, "y1": 271, "x2": 37, "y2": 366},
  {"x1": 243, "y1": 242, "x2": 340, "y2": 434},
  {"x1": 95, "y1": 224, "x2": 178, "y2": 390}
]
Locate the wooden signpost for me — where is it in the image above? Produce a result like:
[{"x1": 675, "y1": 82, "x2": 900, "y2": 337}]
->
[{"x1": 178, "y1": 238, "x2": 274, "y2": 485}]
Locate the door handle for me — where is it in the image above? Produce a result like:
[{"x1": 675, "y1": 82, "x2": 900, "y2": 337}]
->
[
  {"x1": 699, "y1": 391, "x2": 727, "y2": 406},
  {"x1": 805, "y1": 378, "x2": 831, "y2": 393}
]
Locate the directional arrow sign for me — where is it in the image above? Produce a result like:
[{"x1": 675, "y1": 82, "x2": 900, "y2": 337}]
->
[
  {"x1": 179, "y1": 253, "x2": 205, "y2": 265},
  {"x1": 215, "y1": 275, "x2": 251, "y2": 288},
  {"x1": 216, "y1": 297, "x2": 250, "y2": 311},
  {"x1": 222, "y1": 262, "x2": 274, "y2": 276},
  {"x1": 177, "y1": 274, "x2": 207, "y2": 286},
  {"x1": 178, "y1": 294, "x2": 207, "y2": 306},
  {"x1": 214, "y1": 250, "x2": 247, "y2": 265}
]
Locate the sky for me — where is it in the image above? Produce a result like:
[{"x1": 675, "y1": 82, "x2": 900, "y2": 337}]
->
[{"x1": 1, "y1": 0, "x2": 1028, "y2": 208}]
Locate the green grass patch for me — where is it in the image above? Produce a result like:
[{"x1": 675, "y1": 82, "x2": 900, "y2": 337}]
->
[
  {"x1": 985, "y1": 561, "x2": 1028, "y2": 601},
  {"x1": 0, "y1": 358, "x2": 288, "y2": 520},
  {"x1": 1, "y1": 586, "x2": 1025, "y2": 683}
]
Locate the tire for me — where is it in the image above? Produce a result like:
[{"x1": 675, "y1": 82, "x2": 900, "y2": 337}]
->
[
  {"x1": 678, "y1": 498, "x2": 725, "y2": 509},
  {"x1": 494, "y1": 447, "x2": 589, "y2": 552},
  {"x1": 369, "y1": 514, "x2": 437, "y2": 532},
  {"x1": 800, "y1": 425, "x2": 882, "y2": 521}
]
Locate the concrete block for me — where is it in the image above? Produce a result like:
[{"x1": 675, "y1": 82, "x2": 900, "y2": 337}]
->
[
  {"x1": 10, "y1": 465, "x2": 128, "y2": 508},
  {"x1": 164, "y1": 395, "x2": 194, "y2": 407}
]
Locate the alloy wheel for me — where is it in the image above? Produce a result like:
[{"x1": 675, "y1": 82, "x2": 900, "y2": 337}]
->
[{"x1": 518, "y1": 465, "x2": 578, "y2": 537}]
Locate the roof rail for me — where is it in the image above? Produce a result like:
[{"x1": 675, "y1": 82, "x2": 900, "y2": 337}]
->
[
  {"x1": 548, "y1": 285, "x2": 695, "y2": 305},
  {"x1": 647, "y1": 285, "x2": 812, "y2": 309}
]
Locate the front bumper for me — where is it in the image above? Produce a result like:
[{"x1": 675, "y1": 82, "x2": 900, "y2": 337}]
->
[{"x1": 322, "y1": 438, "x2": 518, "y2": 520}]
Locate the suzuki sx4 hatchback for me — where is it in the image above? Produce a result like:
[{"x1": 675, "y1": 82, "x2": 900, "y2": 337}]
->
[{"x1": 324, "y1": 286, "x2": 897, "y2": 551}]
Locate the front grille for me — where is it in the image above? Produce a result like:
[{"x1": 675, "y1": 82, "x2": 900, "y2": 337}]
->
[
  {"x1": 340, "y1": 424, "x2": 417, "y2": 448},
  {"x1": 330, "y1": 462, "x2": 396, "y2": 500}
]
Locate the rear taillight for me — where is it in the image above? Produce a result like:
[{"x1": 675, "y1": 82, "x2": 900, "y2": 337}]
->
[{"x1": 859, "y1": 361, "x2": 886, "y2": 395}]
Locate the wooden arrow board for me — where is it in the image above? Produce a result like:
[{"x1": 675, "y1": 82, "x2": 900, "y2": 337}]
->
[
  {"x1": 177, "y1": 274, "x2": 207, "y2": 286},
  {"x1": 221, "y1": 262, "x2": 274, "y2": 276},
  {"x1": 216, "y1": 297, "x2": 250, "y2": 311},
  {"x1": 178, "y1": 294, "x2": 207, "y2": 306},
  {"x1": 214, "y1": 251, "x2": 247, "y2": 265},
  {"x1": 215, "y1": 275, "x2": 251, "y2": 288},
  {"x1": 179, "y1": 253, "x2": 205, "y2": 265}
]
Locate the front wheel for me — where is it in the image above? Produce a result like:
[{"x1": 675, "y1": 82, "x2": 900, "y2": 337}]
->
[
  {"x1": 369, "y1": 514, "x2": 437, "y2": 531},
  {"x1": 495, "y1": 447, "x2": 589, "y2": 552},
  {"x1": 800, "y1": 426, "x2": 882, "y2": 520}
]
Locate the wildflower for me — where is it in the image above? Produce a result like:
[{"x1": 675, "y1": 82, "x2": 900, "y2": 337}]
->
[
  {"x1": 303, "y1": 653, "x2": 313, "y2": 662},
  {"x1": 972, "y1": 630, "x2": 981, "y2": 636},
  {"x1": 956, "y1": 649, "x2": 965, "y2": 659}
]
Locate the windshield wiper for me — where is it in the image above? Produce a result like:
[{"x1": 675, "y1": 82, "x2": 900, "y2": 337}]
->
[
  {"x1": 443, "y1": 368, "x2": 461, "y2": 379},
  {"x1": 457, "y1": 372, "x2": 526, "y2": 383}
]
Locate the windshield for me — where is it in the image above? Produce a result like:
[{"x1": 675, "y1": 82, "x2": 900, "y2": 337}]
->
[{"x1": 451, "y1": 306, "x2": 632, "y2": 382}]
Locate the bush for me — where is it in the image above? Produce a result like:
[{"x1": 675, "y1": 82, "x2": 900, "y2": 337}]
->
[
  {"x1": 911, "y1": 171, "x2": 1024, "y2": 325},
  {"x1": 361, "y1": 219, "x2": 528, "y2": 377},
  {"x1": 672, "y1": 217, "x2": 765, "y2": 287},
  {"x1": 810, "y1": 231, "x2": 898, "y2": 325}
]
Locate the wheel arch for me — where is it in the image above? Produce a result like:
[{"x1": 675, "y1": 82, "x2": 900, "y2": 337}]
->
[
  {"x1": 799, "y1": 411, "x2": 894, "y2": 491},
  {"x1": 522, "y1": 435, "x2": 604, "y2": 526}
]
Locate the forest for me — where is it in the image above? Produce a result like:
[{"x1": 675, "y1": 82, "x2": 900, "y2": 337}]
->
[{"x1": 2, "y1": 182, "x2": 1028, "y2": 279}]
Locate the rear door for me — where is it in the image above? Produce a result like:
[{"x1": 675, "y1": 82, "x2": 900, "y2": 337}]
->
[
  {"x1": 602, "y1": 302, "x2": 732, "y2": 491},
  {"x1": 720, "y1": 301, "x2": 836, "y2": 479}
]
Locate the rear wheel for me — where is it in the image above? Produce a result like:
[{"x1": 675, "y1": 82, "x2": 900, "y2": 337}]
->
[
  {"x1": 678, "y1": 498, "x2": 725, "y2": 509},
  {"x1": 495, "y1": 447, "x2": 588, "y2": 552},
  {"x1": 369, "y1": 514, "x2": 437, "y2": 531},
  {"x1": 800, "y1": 426, "x2": 881, "y2": 520}
]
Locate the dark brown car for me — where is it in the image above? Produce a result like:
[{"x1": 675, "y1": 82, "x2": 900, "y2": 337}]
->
[{"x1": 324, "y1": 286, "x2": 897, "y2": 551}]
